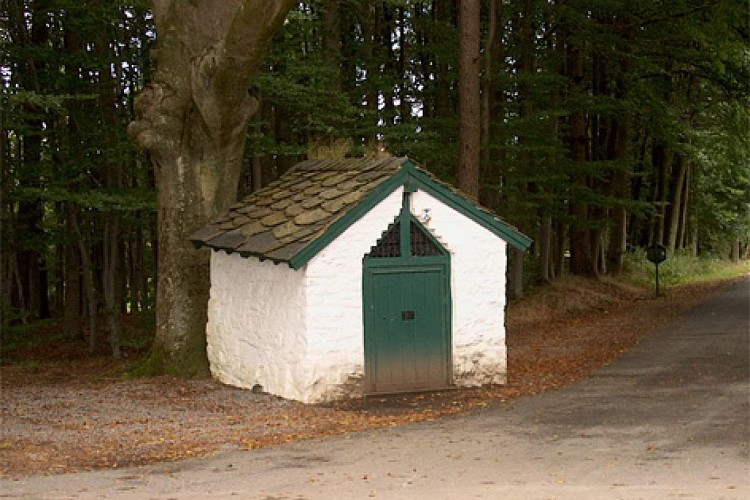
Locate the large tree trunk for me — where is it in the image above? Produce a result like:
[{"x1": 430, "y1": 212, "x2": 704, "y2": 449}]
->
[
  {"x1": 509, "y1": 248, "x2": 524, "y2": 301},
  {"x1": 128, "y1": 0, "x2": 294, "y2": 376},
  {"x1": 605, "y1": 19, "x2": 632, "y2": 275},
  {"x1": 458, "y1": 0, "x2": 481, "y2": 198},
  {"x1": 433, "y1": 0, "x2": 454, "y2": 123},
  {"x1": 99, "y1": 34, "x2": 124, "y2": 359}
]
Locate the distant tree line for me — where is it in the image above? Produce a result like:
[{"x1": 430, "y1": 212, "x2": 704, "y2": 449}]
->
[
  {"x1": 3, "y1": 0, "x2": 155, "y2": 358},
  {"x1": 2, "y1": 1, "x2": 748, "y2": 361}
]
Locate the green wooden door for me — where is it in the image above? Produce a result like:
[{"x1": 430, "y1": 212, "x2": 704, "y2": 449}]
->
[
  {"x1": 363, "y1": 192, "x2": 451, "y2": 394},
  {"x1": 364, "y1": 263, "x2": 450, "y2": 394}
]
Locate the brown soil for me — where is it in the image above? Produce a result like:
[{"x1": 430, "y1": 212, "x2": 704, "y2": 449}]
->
[{"x1": 0, "y1": 277, "x2": 739, "y2": 479}]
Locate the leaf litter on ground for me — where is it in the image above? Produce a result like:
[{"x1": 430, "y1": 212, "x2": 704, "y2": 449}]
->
[{"x1": 0, "y1": 276, "x2": 741, "y2": 478}]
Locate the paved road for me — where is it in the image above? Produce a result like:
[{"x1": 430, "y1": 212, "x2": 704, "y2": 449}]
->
[{"x1": 3, "y1": 278, "x2": 748, "y2": 499}]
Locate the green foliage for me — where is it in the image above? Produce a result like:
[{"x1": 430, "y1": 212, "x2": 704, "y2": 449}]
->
[
  {"x1": 624, "y1": 248, "x2": 748, "y2": 288},
  {"x1": 691, "y1": 101, "x2": 750, "y2": 255},
  {"x1": 3, "y1": 0, "x2": 156, "y2": 325},
  {"x1": 5, "y1": 0, "x2": 747, "y2": 364}
]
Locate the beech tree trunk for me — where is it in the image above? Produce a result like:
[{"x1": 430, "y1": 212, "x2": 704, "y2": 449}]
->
[{"x1": 128, "y1": 0, "x2": 294, "y2": 376}]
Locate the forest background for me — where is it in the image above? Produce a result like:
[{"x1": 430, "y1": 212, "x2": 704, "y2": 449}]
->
[{"x1": 2, "y1": 1, "x2": 748, "y2": 370}]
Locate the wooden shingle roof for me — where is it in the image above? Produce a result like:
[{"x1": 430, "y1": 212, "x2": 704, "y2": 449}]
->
[{"x1": 191, "y1": 157, "x2": 532, "y2": 268}]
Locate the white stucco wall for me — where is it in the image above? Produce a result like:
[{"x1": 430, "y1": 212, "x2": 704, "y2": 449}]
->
[
  {"x1": 207, "y1": 185, "x2": 509, "y2": 403},
  {"x1": 206, "y1": 252, "x2": 308, "y2": 400},
  {"x1": 411, "y1": 191, "x2": 508, "y2": 386},
  {"x1": 302, "y1": 188, "x2": 405, "y2": 402}
]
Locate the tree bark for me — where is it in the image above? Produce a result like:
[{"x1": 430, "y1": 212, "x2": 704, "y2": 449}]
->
[
  {"x1": 667, "y1": 154, "x2": 688, "y2": 254},
  {"x1": 480, "y1": 0, "x2": 504, "y2": 211},
  {"x1": 103, "y1": 215, "x2": 122, "y2": 359},
  {"x1": 508, "y1": 0, "x2": 535, "y2": 294},
  {"x1": 730, "y1": 238, "x2": 740, "y2": 262},
  {"x1": 605, "y1": 116, "x2": 630, "y2": 274},
  {"x1": 458, "y1": 0, "x2": 481, "y2": 199},
  {"x1": 565, "y1": 28, "x2": 593, "y2": 276},
  {"x1": 480, "y1": 0, "x2": 497, "y2": 173},
  {"x1": 128, "y1": 0, "x2": 294, "y2": 376},
  {"x1": 70, "y1": 209, "x2": 98, "y2": 354},
  {"x1": 63, "y1": 203, "x2": 82, "y2": 340},
  {"x1": 553, "y1": 220, "x2": 567, "y2": 278},
  {"x1": 676, "y1": 163, "x2": 690, "y2": 250},
  {"x1": 653, "y1": 144, "x2": 674, "y2": 246},
  {"x1": 99, "y1": 31, "x2": 124, "y2": 359},
  {"x1": 433, "y1": 0, "x2": 454, "y2": 122},
  {"x1": 509, "y1": 248, "x2": 524, "y2": 301}
]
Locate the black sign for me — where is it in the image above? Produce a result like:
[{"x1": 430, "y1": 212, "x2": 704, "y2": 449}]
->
[{"x1": 647, "y1": 244, "x2": 667, "y2": 264}]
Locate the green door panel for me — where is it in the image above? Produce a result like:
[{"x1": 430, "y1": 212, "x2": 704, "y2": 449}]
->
[{"x1": 364, "y1": 264, "x2": 451, "y2": 394}]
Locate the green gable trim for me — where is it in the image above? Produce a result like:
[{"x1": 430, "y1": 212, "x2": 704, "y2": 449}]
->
[
  {"x1": 401, "y1": 161, "x2": 533, "y2": 252},
  {"x1": 288, "y1": 159, "x2": 531, "y2": 269}
]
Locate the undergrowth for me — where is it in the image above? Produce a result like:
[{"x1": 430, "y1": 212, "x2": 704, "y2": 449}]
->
[{"x1": 623, "y1": 250, "x2": 749, "y2": 288}]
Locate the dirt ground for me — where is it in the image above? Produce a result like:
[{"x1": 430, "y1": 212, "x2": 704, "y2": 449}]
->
[{"x1": 0, "y1": 277, "x2": 738, "y2": 479}]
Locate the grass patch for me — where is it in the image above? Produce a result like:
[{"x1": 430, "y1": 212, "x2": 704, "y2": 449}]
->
[{"x1": 624, "y1": 250, "x2": 749, "y2": 289}]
